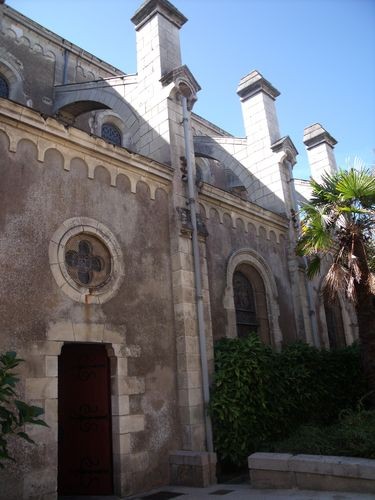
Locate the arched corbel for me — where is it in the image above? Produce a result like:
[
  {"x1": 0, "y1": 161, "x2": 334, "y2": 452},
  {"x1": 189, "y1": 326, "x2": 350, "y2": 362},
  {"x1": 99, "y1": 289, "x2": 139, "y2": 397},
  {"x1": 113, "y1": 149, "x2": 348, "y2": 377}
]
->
[
  {"x1": 271, "y1": 135, "x2": 298, "y2": 166},
  {"x1": 160, "y1": 64, "x2": 200, "y2": 111}
]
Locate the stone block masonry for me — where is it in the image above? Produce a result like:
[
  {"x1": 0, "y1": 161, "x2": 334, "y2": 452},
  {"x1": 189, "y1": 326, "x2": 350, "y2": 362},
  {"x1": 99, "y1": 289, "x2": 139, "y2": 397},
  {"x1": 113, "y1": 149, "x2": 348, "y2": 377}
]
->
[
  {"x1": 169, "y1": 451, "x2": 217, "y2": 487},
  {"x1": 248, "y1": 452, "x2": 375, "y2": 494}
]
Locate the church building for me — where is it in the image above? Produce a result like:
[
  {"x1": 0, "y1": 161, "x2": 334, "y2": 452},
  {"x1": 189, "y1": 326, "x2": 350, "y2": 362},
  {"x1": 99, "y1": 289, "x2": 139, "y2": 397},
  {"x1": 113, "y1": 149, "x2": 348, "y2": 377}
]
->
[{"x1": 0, "y1": 0, "x2": 357, "y2": 497}]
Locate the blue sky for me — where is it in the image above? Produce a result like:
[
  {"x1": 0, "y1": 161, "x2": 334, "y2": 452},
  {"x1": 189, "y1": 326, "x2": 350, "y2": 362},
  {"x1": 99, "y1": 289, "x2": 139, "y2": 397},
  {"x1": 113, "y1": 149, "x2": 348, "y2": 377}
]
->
[{"x1": 7, "y1": 0, "x2": 375, "y2": 180}]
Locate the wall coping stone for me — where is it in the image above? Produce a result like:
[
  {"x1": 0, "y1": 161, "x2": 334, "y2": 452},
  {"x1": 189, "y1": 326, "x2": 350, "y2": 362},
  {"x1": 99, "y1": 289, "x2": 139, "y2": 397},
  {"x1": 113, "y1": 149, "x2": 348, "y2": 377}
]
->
[
  {"x1": 303, "y1": 123, "x2": 337, "y2": 150},
  {"x1": 131, "y1": 0, "x2": 187, "y2": 30},
  {"x1": 237, "y1": 70, "x2": 280, "y2": 102},
  {"x1": 248, "y1": 452, "x2": 292, "y2": 471},
  {"x1": 249, "y1": 452, "x2": 375, "y2": 482}
]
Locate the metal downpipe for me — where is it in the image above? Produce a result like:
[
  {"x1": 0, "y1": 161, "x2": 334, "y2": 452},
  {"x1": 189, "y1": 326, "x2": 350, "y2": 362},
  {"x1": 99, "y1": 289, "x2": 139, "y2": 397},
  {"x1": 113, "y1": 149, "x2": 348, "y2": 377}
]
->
[{"x1": 181, "y1": 95, "x2": 214, "y2": 453}]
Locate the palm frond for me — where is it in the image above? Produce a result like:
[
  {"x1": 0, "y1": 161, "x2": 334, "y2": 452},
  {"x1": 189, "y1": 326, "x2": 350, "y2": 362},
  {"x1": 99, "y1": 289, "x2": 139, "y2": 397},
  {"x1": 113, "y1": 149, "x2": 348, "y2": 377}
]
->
[
  {"x1": 336, "y1": 168, "x2": 375, "y2": 207},
  {"x1": 306, "y1": 254, "x2": 321, "y2": 278},
  {"x1": 298, "y1": 203, "x2": 335, "y2": 254},
  {"x1": 297, "y1": 166, "x2": 374, "y2": 303},
  {"x1": 347, "y1": 275, "x2": 357, "y2": 303},
  {"x1": 323, "y1": 263, "x2": 349, "y2": 301},
  {"x1": 348, "y1": 253, "x2": 362, "y2": 283},
  {"x1": 309, "y1": 173, "x2": 341, "y2": 205},
  {"x1": 296, "y1": 228, "x2": 332, "y2": 256}
]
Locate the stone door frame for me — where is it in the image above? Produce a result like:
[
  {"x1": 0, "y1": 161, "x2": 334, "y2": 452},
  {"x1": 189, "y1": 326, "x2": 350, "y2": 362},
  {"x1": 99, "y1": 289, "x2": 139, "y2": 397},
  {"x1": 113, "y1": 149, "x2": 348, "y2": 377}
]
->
[{"x1": 24, "y1": 321, "x2": 145, "y2": 498}]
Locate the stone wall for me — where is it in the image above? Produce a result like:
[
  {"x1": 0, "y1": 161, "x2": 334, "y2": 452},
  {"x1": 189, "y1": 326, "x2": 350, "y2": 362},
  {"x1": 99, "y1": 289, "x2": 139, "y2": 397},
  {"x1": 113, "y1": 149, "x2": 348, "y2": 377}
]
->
[
  {"x1": 248, "y1": 452, "x2": 375, "y2": 494},
  {"x1": 0, "y1": 3, "x2": 121, "y2": 95},
  {"x1": 0, "y1": 101, "x2": 179, "y2": 498},
  {"x1": 0, "y1": 0, "x2": 360, "y2": 496},
  {"x1": 199, "y1": 185, "x2": 296, "y2": 347}
]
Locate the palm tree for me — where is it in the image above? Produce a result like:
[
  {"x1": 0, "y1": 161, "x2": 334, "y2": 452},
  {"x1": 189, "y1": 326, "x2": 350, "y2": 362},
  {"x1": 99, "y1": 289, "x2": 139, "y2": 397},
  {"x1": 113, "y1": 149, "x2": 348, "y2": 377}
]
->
[{"x1": 296, "y1": 167, "x2": 375, "y2": 405}]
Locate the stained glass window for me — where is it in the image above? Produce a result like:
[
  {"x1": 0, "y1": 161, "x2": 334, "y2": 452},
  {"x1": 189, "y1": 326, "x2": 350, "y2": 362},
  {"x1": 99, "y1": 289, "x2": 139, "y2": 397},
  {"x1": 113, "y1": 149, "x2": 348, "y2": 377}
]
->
[
  {"x1": 0, "y1": 75, "x2": 9, "y2": 99},
  {"x1": 233, "y1": 270, "x2": 258, "y2": 337},
  {"x1": 101, "y1": 123, "x2": 122, "y2": 146},
  {"x1": 65, "y1": 234, "x2": 111, "y2": 288}
]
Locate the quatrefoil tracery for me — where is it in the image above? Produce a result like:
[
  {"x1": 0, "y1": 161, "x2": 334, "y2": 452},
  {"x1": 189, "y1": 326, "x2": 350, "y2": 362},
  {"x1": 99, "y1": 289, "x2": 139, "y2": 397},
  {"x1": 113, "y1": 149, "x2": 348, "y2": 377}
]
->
[{"x1": 65, "y1": 240, "x2": 104, "y2": 285}]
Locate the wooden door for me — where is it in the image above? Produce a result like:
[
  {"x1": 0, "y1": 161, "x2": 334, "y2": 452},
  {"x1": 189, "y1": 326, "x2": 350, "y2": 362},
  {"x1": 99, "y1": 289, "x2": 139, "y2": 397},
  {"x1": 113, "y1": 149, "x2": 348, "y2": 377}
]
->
[{"x1": 58, "y1": 343, "x2": 113, "y2": 495}]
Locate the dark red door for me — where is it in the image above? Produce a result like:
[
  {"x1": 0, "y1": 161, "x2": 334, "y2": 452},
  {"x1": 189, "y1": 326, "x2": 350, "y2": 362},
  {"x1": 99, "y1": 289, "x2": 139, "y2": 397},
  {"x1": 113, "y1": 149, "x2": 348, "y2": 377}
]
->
[{"x1": 58, "y1": 343, "x2": 113, "y2": 495}]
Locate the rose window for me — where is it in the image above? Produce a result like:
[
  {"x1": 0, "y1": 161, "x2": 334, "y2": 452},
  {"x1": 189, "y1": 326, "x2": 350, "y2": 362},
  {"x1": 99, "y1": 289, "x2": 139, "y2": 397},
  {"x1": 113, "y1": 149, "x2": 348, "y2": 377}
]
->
[{"x1": 64, "y1": 234, "x2": 111, "y2": 288}]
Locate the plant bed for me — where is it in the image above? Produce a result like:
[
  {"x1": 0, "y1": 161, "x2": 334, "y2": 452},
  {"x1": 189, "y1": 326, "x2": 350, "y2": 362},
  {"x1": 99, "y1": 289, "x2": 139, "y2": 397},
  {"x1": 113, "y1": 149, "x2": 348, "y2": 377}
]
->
[
  {"x1": 210, "y1": 336, "x2": 368, "y2": 467},
  {"x1": 264, "y1": 409, "x2": 375, "y2": 459}
]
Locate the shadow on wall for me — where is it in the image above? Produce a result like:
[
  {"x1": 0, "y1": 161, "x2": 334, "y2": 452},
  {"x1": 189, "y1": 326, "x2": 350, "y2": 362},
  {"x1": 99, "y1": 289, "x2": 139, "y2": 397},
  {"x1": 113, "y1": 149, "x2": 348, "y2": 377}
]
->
[
  {"x1": 53, "y1": 78, "x2": 290, "y2": 216},
  {"x1": 53, "y1": 77, "x2": 171, "y2": 166},
  {"x1": 194, "y1": 136, "x2": 288, "y2": 214}
]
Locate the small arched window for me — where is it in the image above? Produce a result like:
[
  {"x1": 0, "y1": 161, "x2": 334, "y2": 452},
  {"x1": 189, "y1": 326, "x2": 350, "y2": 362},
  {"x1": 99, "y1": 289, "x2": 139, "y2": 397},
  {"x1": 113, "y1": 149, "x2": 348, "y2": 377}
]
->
[
  {"x1": 101, "y1": 123, "x2": 122, "y2": 146},
  {"x1": 233, "y1": 270, "x2": 258, "y2": 338},
  {"x1": 0, "y1": 75, "x2": 9, "y2": 99}
]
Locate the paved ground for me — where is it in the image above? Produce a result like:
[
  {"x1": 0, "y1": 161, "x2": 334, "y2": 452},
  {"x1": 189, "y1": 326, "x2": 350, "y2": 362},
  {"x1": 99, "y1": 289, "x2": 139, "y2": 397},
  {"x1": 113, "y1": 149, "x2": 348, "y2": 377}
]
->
[{"x1": 61, "y1": 483, "x2": 375, "y2": 500}]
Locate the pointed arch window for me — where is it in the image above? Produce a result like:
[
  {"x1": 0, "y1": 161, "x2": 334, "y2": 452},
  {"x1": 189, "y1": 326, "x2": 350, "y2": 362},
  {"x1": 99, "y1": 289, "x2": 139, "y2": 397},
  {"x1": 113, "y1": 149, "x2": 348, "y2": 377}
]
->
[
  {"x1": 101, "y1": 123, "x2": 122, "y2": 146},
  {"x1": 0, "y1": 75, "x2": 9, "y2": 99},
  {"x1": 324, "y1": 295, "x2": 346, "y2": 349},
  {"x1": 233, "y1": 270, "x2": 258, "y2": 338}
]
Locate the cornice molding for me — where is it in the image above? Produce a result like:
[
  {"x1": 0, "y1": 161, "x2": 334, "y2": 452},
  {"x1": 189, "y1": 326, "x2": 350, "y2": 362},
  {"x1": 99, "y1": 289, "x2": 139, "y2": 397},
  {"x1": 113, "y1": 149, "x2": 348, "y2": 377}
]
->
[
  {"x1": 0, "y1": 98, "x2": 173, "y2": 194},
  {"x1": 237, "y1": 70, "x2": 280, "y2": 102},
  {"x1": 131, "y1": 0, "x2": 187, "y2": 30},
  {"x1": 200, "y1": 182, "x2": 288, "y2": 234},
  {"x1": 303, "y1": 123, "x2": 337, "y2": 150}
]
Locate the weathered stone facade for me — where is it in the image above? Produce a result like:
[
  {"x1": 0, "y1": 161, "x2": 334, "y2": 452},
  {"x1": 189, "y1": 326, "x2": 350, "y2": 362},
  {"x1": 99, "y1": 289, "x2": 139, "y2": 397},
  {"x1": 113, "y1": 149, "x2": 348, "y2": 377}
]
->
[{"x1": 0, "y1": 0, "x2": 357, "y2": 498}]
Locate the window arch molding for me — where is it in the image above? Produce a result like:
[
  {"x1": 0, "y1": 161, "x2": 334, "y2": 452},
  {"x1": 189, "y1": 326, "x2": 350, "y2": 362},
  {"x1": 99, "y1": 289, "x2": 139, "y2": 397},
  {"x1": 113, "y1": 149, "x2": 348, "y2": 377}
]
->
[
  {"x1": 90, "y1": 110, "x2": 132, "y2": 149},
  {"x1": 223, "y1": 248, "x2": 282, "y2": 348},
  {"x1": 0, "y1": 59, "x2": 25, "y2": 103},
  {"x1": 101, "y1": 122, "x2": 122, "y2": 146},
  {"x1": 195, "y1": 156, "x2": 214, "y2": 184}
]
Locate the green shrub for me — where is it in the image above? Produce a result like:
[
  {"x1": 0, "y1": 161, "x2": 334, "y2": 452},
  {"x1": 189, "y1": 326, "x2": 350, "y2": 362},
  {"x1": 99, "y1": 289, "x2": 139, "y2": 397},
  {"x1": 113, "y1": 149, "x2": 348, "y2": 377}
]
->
[
  {"x1": 334, "y1": 407, "x2": 375, "y2": 458},
  {"x1": 265, "y1": 424, "x2": 338, "y2": 456},
  {"x1": 273, "y1": 341, "x2": 367, "y2": 426},
  {"x1": 267, "y1": 408, "x2": 375, "y2": 459},
  {"x1": 0, "y1": 351, "x2": 47, "y2": 468},
  {"x1": 209, "y1": 335, "x2": 276, "y2": 464},
  {"x1": 209, "y1": 336, "x2": 368, "y2": 466}
]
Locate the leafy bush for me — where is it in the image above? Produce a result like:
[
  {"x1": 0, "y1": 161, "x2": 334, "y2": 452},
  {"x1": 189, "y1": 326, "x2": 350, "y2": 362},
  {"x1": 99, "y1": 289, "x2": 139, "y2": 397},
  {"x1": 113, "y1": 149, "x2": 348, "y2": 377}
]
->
[
  {"x1": 273, "y1": 341, "x2": 367, "y2": 427},
  {"x1": 209, "y1": 336, "x2": 368, "y2": 466},
  {"x1": 209, "y1": 335, "x2": 276, "y2": 464},
  {"x1": 267, "y1": 408, "x2": 375, "y2": 459},
  {"x1": 0, "y1": 351, "x2": 47, "y2": 468}
]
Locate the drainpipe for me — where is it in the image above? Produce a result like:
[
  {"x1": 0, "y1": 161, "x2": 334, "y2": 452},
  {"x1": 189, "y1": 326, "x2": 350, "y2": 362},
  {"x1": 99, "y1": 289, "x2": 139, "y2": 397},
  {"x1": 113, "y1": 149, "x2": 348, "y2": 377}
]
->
[
  {"x1": 286, "y1": 160, "x2": 320, "y2": 347},
  {"x1": 181, "y1": 95, "x2": 214, "y2": 453}
]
